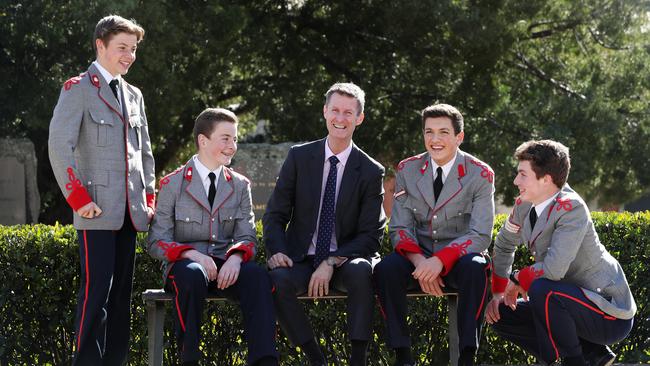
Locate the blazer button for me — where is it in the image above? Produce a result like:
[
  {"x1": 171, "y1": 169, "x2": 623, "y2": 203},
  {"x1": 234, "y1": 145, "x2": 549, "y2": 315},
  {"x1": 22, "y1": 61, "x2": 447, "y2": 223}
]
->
[
  {"x1": 211, "y1": 218, "x2": 215, "y2": 222},
  {"x1": 433, "y1": 215, "x2": 437, "y2": 220},
  {"x1": 212, "y1": 234, "x2": 216, "y2": 239},
  {"x1": 532, "y1": 251, "x2": 536, "y2": 255}
]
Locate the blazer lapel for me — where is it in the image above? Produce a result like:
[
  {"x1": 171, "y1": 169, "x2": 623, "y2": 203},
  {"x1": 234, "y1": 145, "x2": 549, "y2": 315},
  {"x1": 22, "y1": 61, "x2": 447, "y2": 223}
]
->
[
  {"x1": 335, "y1": 144, "x2": 361, "y2": 234},
  {"x1": 211, "y1": 169, "x2": 234, "y2": 214},
  {"x1": 416, "y1": 156, "x2": 436, "y2": 211},
  {"x1": 184, "y1": 161, "x2": 212, "y2": 212},
  {"x1": 309, "y1": 139, "x2": 326, "y2": 225},
  {"x1": 88, "y1": 64, "x2": 124, "y2": 121}
]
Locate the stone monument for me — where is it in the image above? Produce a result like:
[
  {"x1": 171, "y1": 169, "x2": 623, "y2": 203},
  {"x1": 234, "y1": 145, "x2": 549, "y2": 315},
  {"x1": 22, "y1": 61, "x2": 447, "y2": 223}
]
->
[
  {"x1": 229, "y1": 142, "x2": 295, "y2": 220},
  {"x1": 0, "y1": 138, "x2": 41, "y2": 224}
]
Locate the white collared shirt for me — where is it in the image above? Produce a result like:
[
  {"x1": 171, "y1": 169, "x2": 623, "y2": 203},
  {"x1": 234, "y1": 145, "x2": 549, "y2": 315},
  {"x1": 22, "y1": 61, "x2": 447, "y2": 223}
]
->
[
  {"x1": 531, "y1": 191, "x2": 561, "y2": 221},
  {"x1": 93, "y1": 60, "x2": 122, "y2": 104},
  {"x1": 308, "y1": 138, "x2": 354, "y2": 255},
  {"x1": 193, "y1": 155, "x2": 223, "y2": 196},
  {"x1": 431, "y1": 152, "x2": 458, "y2": 183}
]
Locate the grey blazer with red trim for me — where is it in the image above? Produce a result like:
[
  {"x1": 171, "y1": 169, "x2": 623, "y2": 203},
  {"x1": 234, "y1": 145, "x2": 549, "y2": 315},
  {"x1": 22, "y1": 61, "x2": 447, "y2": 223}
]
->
[
  {"x1": 146, "y1": 157, "x2": 257, "y2": 284},
  {"x1": 492, "y1": 184, "x2": 637, "y2": 320},
  {"x1": 389, "y1": 149, "x2": 495, "y2": 273},
  {"x1": 48, "y1": 63, "x2": 155, "y2": 231}
]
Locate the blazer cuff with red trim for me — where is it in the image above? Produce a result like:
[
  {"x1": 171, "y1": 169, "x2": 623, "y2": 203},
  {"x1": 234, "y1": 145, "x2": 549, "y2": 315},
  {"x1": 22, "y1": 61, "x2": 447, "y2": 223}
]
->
[
  {"x1": 67, "y1": 186, "x2": 92, "y2": 211},
  {"x1": 491, "y1": 273, "x2": 508, "y2": 293},
  {"x1": 158, "y1": 241, "x2": 193, "y2": 262},
  {"x1": 226, "y1": 242, "x2": 255, "y2": 262},
  {"x1": 395, "y1": 241, "x2": 422, "y2": 256},
  {"x1": 433, "y1": 246, "x2": 460, "y2": 276},
  {"x1": 395, "y1": 230, "x2": 423, "y2": 257},
  {"x1": 146, "y1": 193, "x2": 156, "y2": 208},
  {"x1": 518, "y1": 266, "x2": 544, "y2": 291}
]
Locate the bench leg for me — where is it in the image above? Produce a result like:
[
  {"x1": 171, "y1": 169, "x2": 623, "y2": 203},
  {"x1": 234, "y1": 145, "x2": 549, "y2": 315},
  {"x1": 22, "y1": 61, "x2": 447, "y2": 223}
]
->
[
  {"x1": 147, "y1": 300, "x2": 166, "y2": 366},
  {"x1": 447, "y1": 295, "x2": 459, "y2": 366}
]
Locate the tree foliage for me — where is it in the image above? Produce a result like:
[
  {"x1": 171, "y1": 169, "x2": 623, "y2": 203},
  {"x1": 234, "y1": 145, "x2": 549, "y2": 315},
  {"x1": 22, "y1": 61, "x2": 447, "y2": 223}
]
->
[{"x1": 1, "y1": 0, "x2": 648, "y2": 223}]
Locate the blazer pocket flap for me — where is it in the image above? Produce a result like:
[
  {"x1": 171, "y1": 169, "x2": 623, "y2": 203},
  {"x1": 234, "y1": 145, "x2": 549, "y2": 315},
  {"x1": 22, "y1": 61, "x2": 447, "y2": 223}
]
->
[
  {"x1": 175, "y1": 207, "x2": 203, "y2": 224},
  {"x1": 82, "y1": 170, "x2": 109, "y2": 187},
  {"x1": 219, "y1": 207, "x2": 243, "y2": 222},
  {"x1": 89, "y1": 109, "x2": 115, "y2": 126}
]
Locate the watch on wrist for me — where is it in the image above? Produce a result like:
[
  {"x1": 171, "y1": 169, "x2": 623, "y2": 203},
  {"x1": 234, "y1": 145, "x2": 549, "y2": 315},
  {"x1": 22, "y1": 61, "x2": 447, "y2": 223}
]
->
[
  {"x1": 326, "y1": 257, "x2": 338, "y2": 266},
  {"x1": 509, "y1": 270, "x2": 520, "y2": 286}
]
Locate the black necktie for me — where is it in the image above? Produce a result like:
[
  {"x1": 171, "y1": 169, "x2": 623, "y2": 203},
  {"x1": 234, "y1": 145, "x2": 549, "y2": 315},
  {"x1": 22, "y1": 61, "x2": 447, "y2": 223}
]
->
[
  {"x1": 529, "y1": 207, "x2": 538, "y2": 229},
  {"x1": 109, "y1": 79, "x2": 119, "y2": 102},
  {"x1": 314, "y1": 155, "x2": 339, "y2": 267},
  {"x1": 433, "y1": 167, "x2": 443, "y2": 202},
  {"x1": 208, "y1": 172, "x2": 217, "y2": 208}
]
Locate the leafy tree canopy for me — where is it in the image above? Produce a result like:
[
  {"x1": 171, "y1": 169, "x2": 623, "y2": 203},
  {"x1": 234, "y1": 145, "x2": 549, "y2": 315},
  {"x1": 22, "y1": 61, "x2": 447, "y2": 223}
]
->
[{"x1": 1, "y1": 0, "x2": 648, "y2": 222}]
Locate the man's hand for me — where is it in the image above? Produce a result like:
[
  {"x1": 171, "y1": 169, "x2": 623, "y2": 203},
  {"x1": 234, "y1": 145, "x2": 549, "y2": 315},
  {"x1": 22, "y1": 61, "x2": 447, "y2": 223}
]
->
[
  {"x1": 308, "y1": 260, "x2": 334, "y2": 297},
  {"x1": 412, "y1": 256, "x2": 446, "y2": 296},
  {"x1": 485, "y1": 293, "x2": 504, "y2": 324},
  {"x1": 182, "y1": 250, "x2": 218, "y2": 281},
  {"x1": 77, "y1": 202, "x2": 102, "y2": 219},
  {"x1": 267, "y1": 252, "x2": 293, "y2": 269},
  {"x1": 217, "y1": 253, "x2": 242, "y2": 290},
  {"x1": 146, "y1": 206, "x2": 155, "y2": 220},
  {"x1": 504, "y1": 279, "x2": 528, "y2": 310}
]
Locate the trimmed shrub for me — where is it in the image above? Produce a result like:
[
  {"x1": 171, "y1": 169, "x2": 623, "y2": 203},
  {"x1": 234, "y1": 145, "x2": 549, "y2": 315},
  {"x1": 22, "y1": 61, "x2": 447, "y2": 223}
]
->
[{"x1": 0, "y1": 212, "x2": 648, "y2": 365}]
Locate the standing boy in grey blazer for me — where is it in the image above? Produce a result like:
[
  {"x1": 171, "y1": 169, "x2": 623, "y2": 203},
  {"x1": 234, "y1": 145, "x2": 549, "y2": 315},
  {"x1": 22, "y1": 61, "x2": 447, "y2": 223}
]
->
[
  {"x1": 147, "y1": 108, "x2": 278, "y2": 366},
  {"x1": 486, "y1": 140, "x2": 636, "y2": 366},
  {"x1": 374, "y1": 104, "x2": 495, "y2": 366},
  {"x1": 48, "y1": 15, "x2": 155, "y2": 365}
]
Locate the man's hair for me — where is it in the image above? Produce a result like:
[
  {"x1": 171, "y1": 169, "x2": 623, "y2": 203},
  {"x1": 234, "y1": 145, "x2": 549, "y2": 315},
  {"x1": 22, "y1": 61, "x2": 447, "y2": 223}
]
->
[
  {"x1": 193, "y1": 108, "x2": 238, "y2": 149},
  {"x1": 324, "y1": 82, "x2": 365, "y2": 115},
  {"x1": 421, "y1": 104, "x2": 464, "y2": 134},
  {"x1": 515, "y1": 139, "x2": 571, "y2": 188},
  {"x1": 93, "y1": 15, "x2": 145, "y2": 52}
]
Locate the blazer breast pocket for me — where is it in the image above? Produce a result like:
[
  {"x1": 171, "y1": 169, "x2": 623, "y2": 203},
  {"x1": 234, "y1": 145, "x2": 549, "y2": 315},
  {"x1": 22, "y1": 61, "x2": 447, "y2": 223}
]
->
[
  {"x1": 129, "y1": 115, "x2": 143, "y2": 150},
  {"x1": 444, "y1": 200, "x2": 472, "y2": 234},
  {"x1": 218, "y1": 207, "x2": 244, "y2": 239},
  {"x1": 88, "y1": 109, "x2": 115, "y2": 147},
  {"x1": 175, "y1": 206, "x2": 204, "y2": 241}
]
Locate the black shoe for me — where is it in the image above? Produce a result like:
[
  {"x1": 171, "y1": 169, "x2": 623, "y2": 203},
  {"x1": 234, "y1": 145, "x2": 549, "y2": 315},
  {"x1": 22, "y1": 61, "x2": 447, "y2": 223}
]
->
[{"x1": 585, "y1": 345, "x2": 616, "y2": 366}]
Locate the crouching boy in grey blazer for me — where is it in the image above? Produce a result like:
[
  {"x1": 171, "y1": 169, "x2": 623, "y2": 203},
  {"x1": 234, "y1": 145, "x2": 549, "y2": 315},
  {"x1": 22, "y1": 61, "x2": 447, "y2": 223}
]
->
[
  {"x1": 147, "y1": 108, "x2": 278, "y2": 366},
  {"x1": 486, "y1": 140, "x2": 636, "y2": 366}
]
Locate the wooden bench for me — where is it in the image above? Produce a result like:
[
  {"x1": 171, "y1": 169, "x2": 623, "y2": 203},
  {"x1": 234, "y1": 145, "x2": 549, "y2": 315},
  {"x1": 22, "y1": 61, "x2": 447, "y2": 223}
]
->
[{"x1": 142, "y1": 289, "x2": 459, "y2": 366}]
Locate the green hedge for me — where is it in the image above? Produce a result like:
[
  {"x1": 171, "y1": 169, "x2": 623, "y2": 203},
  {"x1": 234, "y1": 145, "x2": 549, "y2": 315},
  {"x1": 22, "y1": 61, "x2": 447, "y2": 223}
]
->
[{"x1": 1, "y1": 213, "x2": 648, "y2": 365}]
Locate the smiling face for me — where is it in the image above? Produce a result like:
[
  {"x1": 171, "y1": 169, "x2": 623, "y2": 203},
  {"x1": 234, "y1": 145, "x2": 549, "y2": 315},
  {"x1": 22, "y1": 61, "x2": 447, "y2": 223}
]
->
[
  {"x1": 513, "y1": 160, "x2": 558, "y2": 205},
  {"x1": 198, "y1": 121, "x2": 238, "y2": 170},
  {"x1": 423, "y1": 116, "x2": 464, "y2": 166},
  {"x1": 95, "y1": 32, "x2": 138, "y2": 77},
  {"x1": 323, "y1": 92, "x2": 364, "y2": 150}
]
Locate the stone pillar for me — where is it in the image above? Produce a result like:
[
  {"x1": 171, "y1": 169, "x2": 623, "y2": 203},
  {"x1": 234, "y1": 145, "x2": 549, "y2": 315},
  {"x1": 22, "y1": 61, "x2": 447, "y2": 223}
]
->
[{"x1": 0, "y1": 138, "x2": 41, "y2": 224}]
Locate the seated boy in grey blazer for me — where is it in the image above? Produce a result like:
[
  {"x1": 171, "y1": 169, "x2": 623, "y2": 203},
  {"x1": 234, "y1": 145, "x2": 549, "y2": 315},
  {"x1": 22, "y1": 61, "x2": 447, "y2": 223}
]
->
[
  {"x1": 147, "y1": 108, "x2": 278, "y2": 366},
  {"x1": 486, "y1": 139, "x2": 636, "y2": 366}
]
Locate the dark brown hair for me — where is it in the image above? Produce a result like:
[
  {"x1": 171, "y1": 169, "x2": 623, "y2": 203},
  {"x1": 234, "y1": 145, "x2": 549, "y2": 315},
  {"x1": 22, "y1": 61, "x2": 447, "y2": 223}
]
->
[
  {"x1": 515, "y1": 139, "x2": 571, "y2": 188},
  {"x1": 93, "y1": 15, "x2": 145, "y2": 52},
  {"x1": 421, "y1": 104, "x2": 464, "y2": 134},
  {"x1": 193, "y1": 108, "x2": 238, "y2": 149}
]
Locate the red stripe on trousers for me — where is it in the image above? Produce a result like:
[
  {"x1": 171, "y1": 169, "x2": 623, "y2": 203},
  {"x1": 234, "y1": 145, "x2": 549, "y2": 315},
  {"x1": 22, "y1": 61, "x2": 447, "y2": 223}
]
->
[
  {"x1": 77, "y1": 230, "x2": 91, "y2": 349},
  {"x1": 475, "y1": 265, "x2": 489, "y2": 320},
  {"x1": 544, "y1": 290, "x2": 617, "y2": 361},
  {"x1": 170, "y1": 277, "x2": 186, "y2": 332}
]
